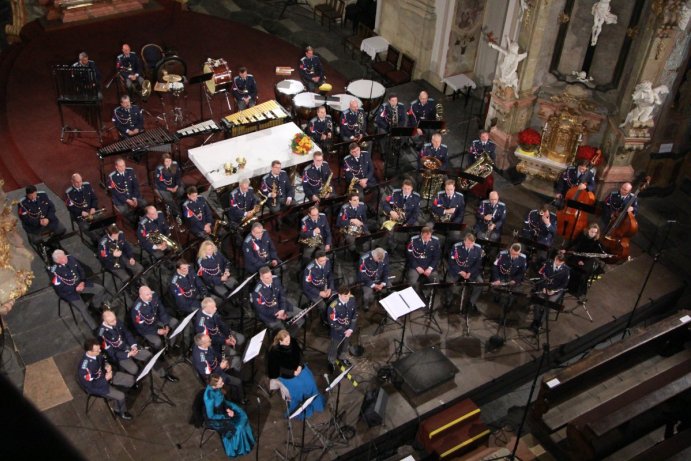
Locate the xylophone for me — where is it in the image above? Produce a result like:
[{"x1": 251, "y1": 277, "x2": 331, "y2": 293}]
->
[
  {"x1": 175, "y1": 119, "x2": 221, "y2": 139},
  {"x1": 97, "y1": 127, "x2": 177, "y2": 159},
  {"x1": 221, "y1": 99, "x2": 290, "y2": 137}
]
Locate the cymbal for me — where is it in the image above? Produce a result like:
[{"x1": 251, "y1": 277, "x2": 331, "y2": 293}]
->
[{"x1": 162, "y1": 74, "x2": 182, "y2": 83}]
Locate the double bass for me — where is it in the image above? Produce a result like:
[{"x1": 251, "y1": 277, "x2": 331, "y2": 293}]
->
[
  {"x1": 556, "y1": 152, "x2": 601, "y2": 240},
  {"x1": 600, "y1": 176, "x2": 650, "y2": 263}
]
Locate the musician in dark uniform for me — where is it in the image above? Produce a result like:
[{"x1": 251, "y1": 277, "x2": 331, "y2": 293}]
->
[
  {"x1": 432, "y1": 179, "x2": 466, "y2": 243},
  {"x1": 251, "y1": 266, "x2": 303, "y2": 332},
  {"x1": 566, "y1": 223, "x2": 605, "y2": 299},
  {"x1": 302, "y1": 251, "x2": 335, "y2": 307},
  {"x1": 298, "y1": 46, "x2": 325, "y2": 92},
  {"x1": 382, "y1": 179, "x2": 421, "y2": 227},
  {"x1": 130, "y1": 285, "x2": 180, "y2": 350},
  {"x1": 490, "y1": 243, "x2": 527, "y2": 309},
  {"x1": 602, "y1": 182, "x2": 638, "y2": 230},
  {"x1": 65, "y1": 173, "x2": 101, "y2": 245},
  {"x1": 72, "y1": 51, "x2": 101, "y2": 95},
  {"x1": 183, "y1": 186, "x2": 214, "y2": 240},
  {"x1": 226, "y1": 179, "x2": 258, "y2": 229},
  {"x1": 196, "y1": 240, "x2": 238, "y2": 300},
  {"x1": 445, "y1": 234, "x2": 484, "y2": 312},
  {"x1": 554, "y1": 159, "x2": 595, "y2": 208},
  {"x1": 307, "y1": 106, "x2": 333, "y2": 151},
  {"x1": 468, "y1": 130, "x2": 497, "y2": 165},
  {"x1": 375, "y1": 93, "x2": 408, "y2": 153},
  {"x1": 529, "y1": 253, "x2": 570, "y2": 333},
  {"x1": 18, "y1": 185, "x2": 66, "y2": 246},
  {"x1": 336, "y1": 193, "x2": 369, "y2": 254},
  {"x1": 137, "y1": 206, "x2": 172, "y2": 259},
  {"x1": 302, "y1": 151, "x2": 332, "y2": 202},
  {"x1": 116, "y1": 43, "x2": 144, "y2": 94},
  {"x1": 474, "y1": 191, "x2": 507, "y2": 242},
  {"x1": 112, "y1": 95, "x2": 144, "y2": 138},
  {"x1": 108, "y1": 157, "x2": 147, "y2": 226},
  {"x1": 418, "y1": 133, "x2": 448, "y2": 171},
  {"x1": 194, "y1": 297, "x2": 245, "y2": 365},
  {"x1": 192, "y1": 333, "x2": 244, "y2": 402},
  {"x1": 243, "y1": 222, "x2": 280, "y2": 274},
  {"x1": 521, "y1": 204, "x2": 557, "y2": 248},
  {"x1": 299, "y1": 206, "x2": 332, "y2": 264},
  {"x1": 405, "y1": 227, "x2": 441, "y2": 290},
  {"x1": 231, "y1": 66, "x2": 257, "y2": 110},
  {"x1": 77, "y1": 338, "x2": 134, "y2": 420},
  {"x1": 50, "y1": 249, "x2": 105, "y2": 330},
  {"x1": 343, "y1": 142, "x2": 376, "y2": 197},
  {"x1": 98, "y1": 223, "x2": 143, "y2": 282},
  {"x1": 260, "y1": 160, "x2": 294, "y2": 214},
  {"x1": 357, "y1": 247, "x2": 389, "y2": 311},
  {"x1": 408, "y1": 90, "x2": 436, "y2": 145},
  {"x1": 170, "y1": 259, "x2": 208, "y2": 314},
  {"x1": 154, "y1": 153, "x2": 184, "y2": 220},
  {"x1": 327, "y1": 285, "x2": 358, "y2": 372},
  {"x1": 340, "y1": 99, "x2": 367, "y2": 143}
]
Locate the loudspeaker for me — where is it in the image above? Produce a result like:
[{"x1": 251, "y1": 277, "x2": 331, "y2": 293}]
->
[{"x1": 360, "y1": 386, "x2": 389, "y2": 427}]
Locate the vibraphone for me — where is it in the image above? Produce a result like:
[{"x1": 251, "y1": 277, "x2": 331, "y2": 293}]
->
[
  {"x1": 221, "y1": 99, "x2": 290, "y2": 137},
  {"x1": 175, "y1": 119, "x2": 221, "y2": 139}
]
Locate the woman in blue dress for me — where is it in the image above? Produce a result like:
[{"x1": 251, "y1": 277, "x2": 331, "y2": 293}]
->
[
  {"x1": 204, "y1": 374, "x2": 255, "y2": 458},
  {"x1": 267, "y1": 329, "x2": 325, "y2": 419}
]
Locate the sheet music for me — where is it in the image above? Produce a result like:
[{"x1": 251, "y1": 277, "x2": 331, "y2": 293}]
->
[
  {"x1": 228, "y1": 273, "x2": 256, "y2": 299},
  {"x1": 242, "y1": 328, "x2": 267, "y2": 363},
  {"x1": 136, "y1": 346, "x2": 166, "y2": 382},
  {"x1": 379, "y1": 287, "x2": 425, "y2": 320},
  {"x1": 289, "y1": 394, "x2": 318, "y2": 420},
  {"x1": 170, "y1": 308, "x2": 199, "y2": 339},
  {"x1": 326, "y1": 365, "x2": 354, "y2": 392}
]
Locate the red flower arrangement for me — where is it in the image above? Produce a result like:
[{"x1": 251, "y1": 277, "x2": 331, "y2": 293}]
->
[
  {"x1": 576, "y1": 145, "x2": 604, "y2": 166},
  {"x1": 517, "y1": 128, "x2": 542, "y2": 146}
]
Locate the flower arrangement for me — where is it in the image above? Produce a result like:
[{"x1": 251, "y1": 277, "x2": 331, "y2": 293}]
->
[
  {"x1": 291, "y1": 133, "x2": 313, "y2": 155},
  {"x1": 576, "y1": 145, "x2": 604, "y2": 166},
  {"x1": 517, "y1": 128, "x2": 542, "y2": 148}
]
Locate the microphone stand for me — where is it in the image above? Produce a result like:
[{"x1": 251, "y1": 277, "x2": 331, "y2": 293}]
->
[{"x1": 255, "y1": 396, "x2": 261, "y2": 461}]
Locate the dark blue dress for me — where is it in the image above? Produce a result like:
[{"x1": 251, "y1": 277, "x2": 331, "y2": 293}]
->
[{"x1": 204, "y1": 385, "x2": 255, "y2": 458}]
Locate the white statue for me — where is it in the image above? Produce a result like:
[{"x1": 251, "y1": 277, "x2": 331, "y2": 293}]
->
[
  {"x1": 620, "y1": 81, "x2": 669, "y2": 127},
  {"x1": 488, "y1": 37, "x2": 528, "y2": 95},
  {"x1": 591, "y1": 0, "x2": 618, "y2": 46}
]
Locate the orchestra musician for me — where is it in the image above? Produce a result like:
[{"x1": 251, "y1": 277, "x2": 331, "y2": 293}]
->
[
  {"x1": 251, "y1": 266, "x2": 303, "y2": 332},
  {"x1": 474, "y1": 191, "x2": 507, "y2": 242},
  {"x1": 192, "y1": 333, "x2": 245, "y2": 403},
  {"x1": 490, "y1": 243, "x2": 527, "y2": 309},
  {"x1": 299, "y1": 206, "x2": 332, "y2": 265},
  {"x1": 298, "y1": 46, "x2": 325, "y2": 92},
  {"x1": 108, "y1": 157, "x2": 147, "y2": 226},
  {"x1": 601, "y1": 182, "x2": 638, "y2": 230},
  {"x1": 566, "y1": 223, "x2": 605, "y2": 300},
  {"x1": 327, "y1": 285, "x2": 358, "y2": 373},
  {"x1": 468, "y1": 130, "x2": 497, "y2": 165},
  {"x1": 194, "y1": 297, "x2": 245, "y2": 364},
  {"x1": 357, "y1": 247, "x2": 390, "y2": 312},
  {"x1": 408, "y1": 90, "x2": 436, "y2": 146},
  {"x1": 154, "y1": 153, "x2": 184, "y2": 220},
  {"x1": 183, "y1": 186, "x2": 214, "y2": 240},
  {"x1": 196, "y1": 240, "x2": 239, "y2": 300},
  {"x1": 375, "y1": 93, "x2": 408, "y2": 153},
  {"x1": 72, "y1": 51, "x2": 101, "y2": 95},
  {"x1": 242, "y1": 222, "x2": 280, "y2": 274},
  {"x1": 529, "y1": 253, "x2": 570, "y2": 334},
  {"x1": 301, "y1": 151, "x2": 333, "y2": 203},
  {"x1": 382, "y1": 179, "x2": 422, "y2": 227},
  {"x1": 432, "y1": 179, "x2": 465, "y2": 225},
  {"x1": 343, "y1": 142, "x2": 376, "y2": 197},
  {"x1": 554, "y1": 159, "x2": 595, "y2": 208},
  {"x1": 65, "y1": 173, "x2": 101, "y2": 245},
  {"x1": 231, "y1": 66, "x2": 257, "y2": 110},
  {"x1": 260, "y1": 160, "x2": 294, "y2": 214},
  {"x1": 405, "y1": 226, "x2": 441, "y2": 290},
  {"x1": 116, "y1": 43, "x2": 144, "y2": 95},
  {"x1": 336, "y1": 192, "x2": 369, "y2": 255},
  {"x1": 137, "y1": 206, "x2": 173, "y2": 259},
  {"x1": 112, "y1": 95, "x2": 144, "y2": 138},
  {"x1": 444, "y1": 233, "x2": 484, "y2": 313},
  {"x1": 227, "y1": 178, "x2": 259, "y2": 228},
  {"x1": 521, "y1": 203, "x2": 557, "y2": 248},
  {"x1": 340, "y1": 99, "x2": 367, "y2": 143},
  {"x1": 98, "y1": 223, "x2": 143, "y2": 282},
  {"x1": 130, "y1": 285, "x2": 180, "y2": 350},
  {"x1": 302, "y1": 250, "x2": 335, "y2": 324},
  {"x1": 18, "y1": 185, "x2": 66, "y2": 246},
  {"x1": 418, "y1": 132, "x2": 448, "y2": 171},
  {"x1": 170, "y1": 259, "x2": 209, "y2": 315},
  {"x1": 307, "y1": 106, "x2": 333, "y2": 151}
]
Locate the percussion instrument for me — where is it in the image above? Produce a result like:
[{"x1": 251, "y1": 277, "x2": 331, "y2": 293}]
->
[
  {"x1": 155, "y1": 55, "x2": 187, "y2": 83},
  {"x1": 221, "y1": 100, "x2": 291, "y2": 137},
  {"x1": 176, "y1": 119, "x2": 221, "y2": 139},
  {"x1": 346, "y1": 79, "x2": 385, "y2": 113},
  {"x1": 97, "y1": 127, "x2": 177, "y2": 158},
  {"x1": 274, "y1": 79, "x2": 305, "y2": 109},
  {"x1": 162, "y1": 74, "x2": 182, "y2": 83},
  {"x1": 292, "y1": 92, "x2": 321, "y2": 123},
  {"x1": 318, "y1": 82, "x2": 333, "y2": 93},
  {"x1": 202, "y1": 58, "x2": 232, "y2": 94},
  {"x1": 169, "y1": 81, "x2": 184, "y2": 96},
  {"x1": 326, "y1": 93, "x2": 362, "y2": 124}
]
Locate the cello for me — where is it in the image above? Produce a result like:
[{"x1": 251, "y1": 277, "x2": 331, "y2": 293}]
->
[
  {"x1": 600, "y1": 176, "x2": 650, "y2": 263},
  {"x1": 556, "y1": 152, "x2": 601, "y2": 240}
]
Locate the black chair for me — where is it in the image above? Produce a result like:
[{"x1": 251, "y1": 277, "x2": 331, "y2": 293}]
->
[
  {"x1": 190, "y1": 389, "x2": 223, "y2": 448},
  {"x1": 140, "y1": 43, "x2": 163, "y2": 82},
  {"x1": 385, "y1": 54, "x2": 415, "y2": 86},
  {"x1": 323, "y1": 0, "x2": 345, "y2": 31},
  {"x1": 372, "y1": 46, "x2": 400, "y2": 80},
  {"x1": 343, "y1": 23, "x2": 374, "y2": 58}
]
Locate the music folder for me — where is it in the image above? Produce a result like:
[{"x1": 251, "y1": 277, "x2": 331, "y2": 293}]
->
[
  {"x1": 379, "y1": 287, "x2": 425, "y2": 321},
  {"x1": 417, "y1": 120, "x2": 445, "y2": 130}
]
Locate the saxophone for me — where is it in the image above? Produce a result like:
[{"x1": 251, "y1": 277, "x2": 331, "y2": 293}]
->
[
  {"x1": 210, "y1": 218, "x2": 228, "y2": 243},
  {"x1": 299, "y1": 233, "x2": 323, "y2": 248},
  {"x1": 457, "y1": 152, "x2": 494, "y2": 190},
  {"x1": 319, "y1": 172, "x2": 333, "y2": 198},
  {"x1": 271, "y1": 182, "x2": 278, "y2": 208},
  {"x1": 240, "y1": 190, "x2": 268, "y2": 228},
  {"x1": 149, "y1": 231, "x2": 179, "y2": 252},
  {"x1": 347, "y1": 177, "x2": 358, "y2": 195},
  {"x1": 381, "y1": 205, "x2": 406, "y2": 231}
]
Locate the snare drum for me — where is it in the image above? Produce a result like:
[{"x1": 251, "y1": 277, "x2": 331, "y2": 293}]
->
[
  {"x1": 346, "y1": 79, "x2": 386, "y2": 113},
  {"x1": 202, "y1": 58, "x2": 232, "y2": 94},
  {"x1": 169, "y1": 81, "x2": 184, "y2": 96},
  {"x1": 274, "y1": 79, "x2": 305, "y2": 109},
  {"x1": 292, "y1": 92, "x2": 321, "y2": 123},
  {"x1": 326, "y1": 93, "x2": 363, "y2": 124}
]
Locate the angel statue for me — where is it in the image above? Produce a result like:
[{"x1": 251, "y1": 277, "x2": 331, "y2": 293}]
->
[
  {"x1": 591, "y1": 0, "x2": 618, "y2": 46},
  {"x1": 488, "y1": 37, "x2": 528, "y2": 95},
  {"x1": 620, "y1": 81, "x2": 669, "y2": 128}
]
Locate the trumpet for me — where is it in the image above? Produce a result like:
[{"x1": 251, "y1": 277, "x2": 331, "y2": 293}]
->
[
  {"x1": 149, "y1": 231, "x2": 179, "y2": 252},
  {"x1": 319, "y1": 172, "x2": 333, "y2": 199},
  {"x1": 240, "y1": 190, "x2": 268, "y2": 228},
  {"x1": 78, "y1": 208, "x2": 107, "y2": 222},
  {"x1": 110, "y1": 240, "x2": 121, "y2": 269}
]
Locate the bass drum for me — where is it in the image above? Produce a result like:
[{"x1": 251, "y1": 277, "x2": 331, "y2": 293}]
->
[
  {"x1": 292, "y1": 92, "x2": 321, "y2": 124},
  {"x1": 346, "y1": 79, "x2": 385, "y2": 113},
  {"x1": 326, "y1": 93, "x2": 362, "y2": 125},
  {"x1": 274, "y1": 79, "x2": 305, "y2": 110},
  {"x1": 155, "y1": 55, "x2": 187, "y2": 83},
  {"x1": 202, "y1": 58, "x2": 232, "y2": 94}
]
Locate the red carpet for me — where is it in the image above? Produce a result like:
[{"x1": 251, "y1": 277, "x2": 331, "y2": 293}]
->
[{"x1": 0, "y1": 0, "x2": 346, "y2": 204}]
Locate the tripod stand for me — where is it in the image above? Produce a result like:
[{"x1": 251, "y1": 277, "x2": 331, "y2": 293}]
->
[{"x1": 136, "y1": 347, "x2": 175, "y2": 415}]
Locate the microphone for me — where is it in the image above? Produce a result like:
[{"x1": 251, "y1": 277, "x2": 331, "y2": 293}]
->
[
  {"x1": 256, "y1": 396, "x2": 261, "y2": 405},
  {"x1": 324, "y1": 373, "x2": 331, "y2": 386},
  {"x1": 667, "y1": 220, "x2": 677, "y2": 224}
]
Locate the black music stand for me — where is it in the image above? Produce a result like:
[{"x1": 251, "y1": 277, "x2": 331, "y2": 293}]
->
[
  {"x1": 419, "y1": 281, "x2": 448, "y2": 334},
  {"x1": 136, "y1": 347, "x2": 175, "y2": 415},
  {"x1": 486, "y1": 283, "x2": 528, "y2": 351},
  {"x1": 528, "y1": 293, "x2": 562, "y2": 350},
  {"x1": 384, "y1": 127, "x2": 416, "y2": 176},
  {"x1": 190, "y1": 72, "x2": 214, "y2": 120},
  {"x1": 417, "y1": 120, "x2": 445, "y2": 132},
  {"x1": 379, "y1": 287, "x2": 425, "y2": 362},
  {"x1": 561, "y1": 199, "x2": 597, "y2": 242},
  {"x1": 52, "y1": 65, "x2": 102, "y2": 143}
]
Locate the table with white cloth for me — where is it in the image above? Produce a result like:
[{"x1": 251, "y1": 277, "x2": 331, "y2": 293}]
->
[
  {"x1": 188, "y1": 122, "x2": 318, "y2": 190},
  {"x1": 360, "y1": 36, "x2": 389, "y2": 61},
  {"x1": 442, "y1": 74, "x2": 477, "y2": 104}
]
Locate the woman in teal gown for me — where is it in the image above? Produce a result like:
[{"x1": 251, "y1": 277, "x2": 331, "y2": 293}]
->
[{"x1": 204, "y1": 374, "x2": 255, "y2": 458}]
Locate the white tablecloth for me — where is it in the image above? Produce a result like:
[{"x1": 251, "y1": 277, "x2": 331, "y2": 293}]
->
[
  {"x1": 442, "y1": 74, "x2": 477, "y2": 92},
  {"x1": 360, "y1": 36, "x2": 390, "y2": 61},
  {"x1": 188, "y1": 122, "x2": 317, "y2": 189}
]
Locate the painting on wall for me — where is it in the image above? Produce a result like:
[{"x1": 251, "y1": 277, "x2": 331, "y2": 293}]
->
[{"x1": 444, "y1": 0, "x2": 486, "y2": 77}]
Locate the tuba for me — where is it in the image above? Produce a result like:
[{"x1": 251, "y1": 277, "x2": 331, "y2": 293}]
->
[
  {"x1": 240, "y1": 190, "x2": 268, "y2": 228},
  {"x1": 319, "y1": 172, "x2": 333, "y2": 199},
  {"x1": 457, "y1": 152, "x2": 494, "y2": 190},
  {"x1": 149, "y1": 231, "x2": 179, "y2": 252},
  {"x1": 381, "y1": 206, "x2": 406, "y2": 231},
  {"x1": 420, "y1": 155, "x2": 445, "y2": 200}
]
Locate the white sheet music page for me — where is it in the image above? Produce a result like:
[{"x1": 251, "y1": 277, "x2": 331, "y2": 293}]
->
[{"x1": 380, "y1": 287, "x2": 425, "y2": 320}]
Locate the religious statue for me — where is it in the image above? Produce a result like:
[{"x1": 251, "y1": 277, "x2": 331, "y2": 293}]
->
[
  {"x1": 620, "y1": 81, "x2": 669, "y2": 128},
  {"x1": 591, "y1": 0, "x2": 618, "y2": 46},
  {"x1": 488, "y1": 37, "x2": 527, "y2": 96}
]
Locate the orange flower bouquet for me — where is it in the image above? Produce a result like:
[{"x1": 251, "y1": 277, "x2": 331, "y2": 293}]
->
[{"x1": 291, "y1": 133, "x2": 313, "y2": 155}]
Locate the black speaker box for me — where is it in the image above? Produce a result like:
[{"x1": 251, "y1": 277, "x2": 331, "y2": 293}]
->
[{"x1": 360, "y1": 386, "x2": 389, "y2": 427}]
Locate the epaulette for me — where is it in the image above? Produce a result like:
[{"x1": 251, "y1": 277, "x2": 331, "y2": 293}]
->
[
  {"x1": 183, "y1": 199, "x2": 191, "y2": 207},
  {"x1": 133, "y1": 300, "x2": 143, "y2": 310},
  {"x1": 411, "y1": 235, "x2": 420, "y2": 241},
  {"x1": 125, "y1": 167, "x2": 134, "y2": 171},
  {"x1": 519, "y1": 253, "x2": 527, "y2": 258},
  {"x1": 108, "y1": 171, "x2": 116, "y2": 178},
  {"x1": 37, "y1": 191, "x2": 48, "y2": 196},
  {"x1": 247, "y1": 74, "x2": 254, "y2": 78},
  {"x1": 301, "y1": 215, "x2": 310, "y2": 222},
  {"x1": 498, "y1": 201, "x2": 505, "y2": 206},
  {"x1": 138, "y1": 217, "x2": 148, "y2": 225},
  {"x1": 66, "y1": 187, "x2": 74, "y2": 194},
  {"x1": 473, "y1": 243, "x2": 481, "y2": 248},
  {"x1": 412, "y1": 191, "x2": 421, "y2": 197},
  {"x1": 423, "y1": 142, "x2": 431, "y2": 148},
  {"x1": 440, "y1": 143, "x2": 447, "y2": 148},
  {"x1": 171, "y1": 274, "x2": 180, "y2": 283},
  {"x1": 306, "y1": 262, "x2": 316, "y2": 270},
  {"x1": 392, "y1": 188, "x2": 401, "y2": 193},
  {"x1": 431, "y1": 235, "x2": 440, "y2": 241},
  {"x1": 254, "y1": 284, "x2": 262, "y2": 293},
  {"x1": 49, "y1": 264, "x2": 57, "y2": 271},
  {"x1": 243, "y1": 234, "x2": 253, "y2": 243},
  {"x1": 319, "y1": 212, "x2": 326, "y2": 217},
  {"x1": 98, "y1": 236, "x2": 108, "y2": 246}
]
